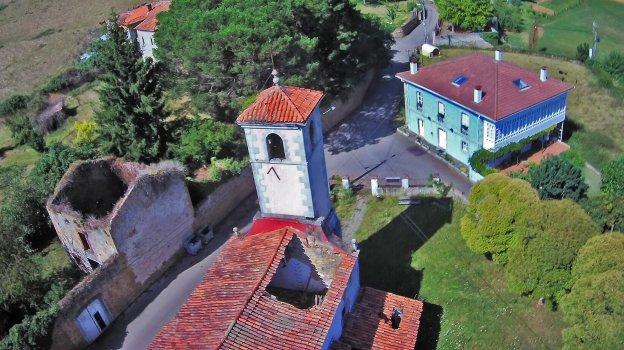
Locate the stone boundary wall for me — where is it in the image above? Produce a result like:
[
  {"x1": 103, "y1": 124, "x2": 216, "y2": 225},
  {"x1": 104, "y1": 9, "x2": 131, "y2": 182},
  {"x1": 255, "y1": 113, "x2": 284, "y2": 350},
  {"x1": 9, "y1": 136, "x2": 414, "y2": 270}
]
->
[
  {"x1": 192, "y1": 166, "x2": 255, "y2": 232},
  {"x1": 394, "y1": 15, "x2": 421, "y2": 38},
  {"x1": 50, "y1": 251, "x2": 182, "y2": 350},
  {"x1": 322, "y1": 69, "x2": 376, "y2": 132}
]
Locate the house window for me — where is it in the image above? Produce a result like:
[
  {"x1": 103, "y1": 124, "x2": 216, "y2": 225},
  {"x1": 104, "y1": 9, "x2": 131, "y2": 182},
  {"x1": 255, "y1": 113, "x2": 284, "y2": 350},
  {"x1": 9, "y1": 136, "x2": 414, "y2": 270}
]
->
[
  {"x1": 141, "y1": 37, "x2": 145, "y2": 47},
  {"x1": 461, "y1": 113, "x2": 469, "y2": 135},
  {"x1": 78, "y1": 232, "x2": 91, "y2": 251},
  {"x1": 513, "y1": 79, "x2": 530, "y2": 91},
  {"x1": 76, "y1": 298, "x2": 111, "y2": 343},
  {"x1": 150, "y1": 36, "x2": 154, "y2": 45},
  {"x1": 416, "y1": 91, "x2": 423, "y2": 111},
  {"x1": 452, "y1": 75, "x2": 468, "y2": 86},
  {"x1": 462, "y1": 141, "x2": 469, "y2": 153},
  {"x1": 437, "y1": 102, "x2": 445, "y2": 122},
  {"x1": 266, "y1": 133, "x2": 286, "y2": 160}
]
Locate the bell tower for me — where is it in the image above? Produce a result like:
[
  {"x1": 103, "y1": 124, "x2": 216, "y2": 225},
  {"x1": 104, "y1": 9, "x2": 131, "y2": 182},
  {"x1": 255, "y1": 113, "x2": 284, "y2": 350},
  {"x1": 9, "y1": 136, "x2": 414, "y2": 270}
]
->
[{"x1": 236, "y1": 73, "x2": 332, "y2": 222}]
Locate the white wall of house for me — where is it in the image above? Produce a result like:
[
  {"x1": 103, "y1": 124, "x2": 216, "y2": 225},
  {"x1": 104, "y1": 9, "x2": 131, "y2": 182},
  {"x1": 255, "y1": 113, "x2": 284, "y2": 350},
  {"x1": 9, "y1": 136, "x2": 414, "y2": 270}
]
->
[{"x1": 136, "y1": 30, "x2": 157, "y2": 59}]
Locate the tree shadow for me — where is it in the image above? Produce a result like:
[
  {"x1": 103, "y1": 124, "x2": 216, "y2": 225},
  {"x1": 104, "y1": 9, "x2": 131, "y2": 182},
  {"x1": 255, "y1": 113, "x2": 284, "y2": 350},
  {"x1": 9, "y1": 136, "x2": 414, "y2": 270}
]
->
[
  {"x1": 562, "y1": 118, "x2": 582, "y2": 142},
  {"x1": 356, "y1": 197, "x2": 451, "y2": 349},
  {"x1": 324, "y1": 57, "x2": 408, "y2": 155}
]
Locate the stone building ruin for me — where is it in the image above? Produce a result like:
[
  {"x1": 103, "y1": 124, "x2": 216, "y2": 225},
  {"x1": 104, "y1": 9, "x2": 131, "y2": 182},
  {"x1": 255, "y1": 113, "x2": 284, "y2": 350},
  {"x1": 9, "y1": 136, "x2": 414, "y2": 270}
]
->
[{"x1": 47, "y1": 157, "x2": 195, "y2": 281}]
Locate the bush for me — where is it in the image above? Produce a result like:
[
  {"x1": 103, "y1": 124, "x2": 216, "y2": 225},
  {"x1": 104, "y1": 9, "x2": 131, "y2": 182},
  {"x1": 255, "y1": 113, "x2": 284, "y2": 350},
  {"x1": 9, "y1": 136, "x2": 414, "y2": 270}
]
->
[
  {"x1": 209, "y1": 157, "x2": 247, "y2": 182},
  {"x1": 170, "y1": 117, "x2": 240, "y2": 170},
  {"x1": 528, "y1": 156, "x2": 587, "y2": 201},
  {"x1": 0, "y1": 95, "x2": 31, "y2": 116},
  {"x1": 73, "y1": 119, "x2": 98, "y2": 146},
  {"x1": 561, "y1": 233, "x2": 624, "y2": 349},
  {"x1": 505, "y1": 199, "x2": 598, "y2": 302},
  {"x1": 460, "y1": 173, "x2": 540, "y2": 264},
  {"x1": 6, "y1": 114, "x2": 44, "y2": 151},
  {"x1": 601, "y1": 156, "x2": 624, "y2": 198},
  {"x1": 576, "y1": 43, "x2": 590, "y2": 63},
  {"x1": 600, "y1": 51, "x2": 624, "y2": 84}
]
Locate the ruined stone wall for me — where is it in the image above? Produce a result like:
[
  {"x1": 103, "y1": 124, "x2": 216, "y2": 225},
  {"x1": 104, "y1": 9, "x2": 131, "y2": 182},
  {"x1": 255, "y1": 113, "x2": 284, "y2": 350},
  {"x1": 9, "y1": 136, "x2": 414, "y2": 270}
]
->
[
  {"x1": 192, "y1": 166, "x2": 255, "y2": 232},
  {"x1": 321, "y1": 69, "x2": 375, "y2": 132},
  {"x1": 110, "y1": 171, "x2": 195, "y2": 284}
]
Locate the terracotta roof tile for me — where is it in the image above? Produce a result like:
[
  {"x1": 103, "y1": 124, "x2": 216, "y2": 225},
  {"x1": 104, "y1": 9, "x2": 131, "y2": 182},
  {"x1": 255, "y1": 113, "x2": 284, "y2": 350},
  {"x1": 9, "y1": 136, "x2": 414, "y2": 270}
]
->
[
  {"x1": 396, "y1": 53, "x2": 572, "y2": 121},
  {"x1": 148, "y1": 218, "x2": 356, "y2": 350},
  {"x1": 236, "y1": 85, "x2": 324, "y2": 125},
  {"x1": 118, "y1": 1, "x2": 170, "y2": 31},
  {"x1": 332, "y1": 287, "x2": 424, "y2": 350}
]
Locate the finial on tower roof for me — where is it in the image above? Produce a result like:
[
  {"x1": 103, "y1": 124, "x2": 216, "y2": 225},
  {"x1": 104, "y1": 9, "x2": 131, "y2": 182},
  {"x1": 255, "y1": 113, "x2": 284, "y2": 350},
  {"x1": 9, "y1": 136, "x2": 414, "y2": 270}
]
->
[{"x1": 272, "y1": 69, "x2": 279, "y2": 86}]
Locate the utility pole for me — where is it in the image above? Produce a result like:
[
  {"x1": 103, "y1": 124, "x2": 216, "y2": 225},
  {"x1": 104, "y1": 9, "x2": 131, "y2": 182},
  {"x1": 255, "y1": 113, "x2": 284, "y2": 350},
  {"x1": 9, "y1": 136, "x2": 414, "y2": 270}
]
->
[{"x1": 590, "y1": 20, "x2": 599, "y2": 59}]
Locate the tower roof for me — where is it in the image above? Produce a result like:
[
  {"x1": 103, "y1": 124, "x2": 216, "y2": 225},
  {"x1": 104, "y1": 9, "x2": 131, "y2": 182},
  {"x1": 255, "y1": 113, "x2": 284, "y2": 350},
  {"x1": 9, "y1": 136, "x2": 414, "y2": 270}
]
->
[{"x1": 236, "y1": 85, "x2": 324, "y2": 125}]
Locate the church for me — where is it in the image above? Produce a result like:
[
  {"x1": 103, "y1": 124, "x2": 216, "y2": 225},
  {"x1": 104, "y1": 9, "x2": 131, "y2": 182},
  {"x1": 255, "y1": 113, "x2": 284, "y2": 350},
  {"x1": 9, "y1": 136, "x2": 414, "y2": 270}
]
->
[{"x1": 148, "y1": 76, "x2": 424, "y2": 349}]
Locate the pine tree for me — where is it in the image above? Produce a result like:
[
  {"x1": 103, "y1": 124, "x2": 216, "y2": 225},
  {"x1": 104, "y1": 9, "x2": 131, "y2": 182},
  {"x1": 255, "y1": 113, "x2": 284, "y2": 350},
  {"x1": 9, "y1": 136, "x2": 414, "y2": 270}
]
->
[{"x1": 95, "y1": 13, "x2": 168, "y2": 162}]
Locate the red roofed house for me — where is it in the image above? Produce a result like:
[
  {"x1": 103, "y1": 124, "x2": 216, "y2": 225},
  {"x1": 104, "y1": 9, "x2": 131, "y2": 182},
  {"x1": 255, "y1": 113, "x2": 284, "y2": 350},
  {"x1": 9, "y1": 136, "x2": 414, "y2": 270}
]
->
[
  {"x1": 149, "y1": 75, "x2": 425, "y2": 349},
  {"x1": 396, "y1": 51, "x2": 573, "y2": 180},
  {"x1": 118, "y1": 1, "x2": 171, "y2": 59}
]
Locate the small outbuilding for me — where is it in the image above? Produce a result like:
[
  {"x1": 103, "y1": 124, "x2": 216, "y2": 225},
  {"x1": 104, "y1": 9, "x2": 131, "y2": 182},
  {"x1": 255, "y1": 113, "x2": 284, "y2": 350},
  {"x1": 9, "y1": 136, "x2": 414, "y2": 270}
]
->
[{"x1": 421, "y1": 44, "x2": 440, "y2": 58}]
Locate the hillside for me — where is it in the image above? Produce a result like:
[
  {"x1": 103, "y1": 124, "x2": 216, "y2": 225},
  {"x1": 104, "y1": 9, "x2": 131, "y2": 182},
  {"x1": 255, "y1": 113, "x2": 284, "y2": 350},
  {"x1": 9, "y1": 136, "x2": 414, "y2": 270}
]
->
[{"x1": 0, "y1": 0, "x2": 144, "y2": 100}]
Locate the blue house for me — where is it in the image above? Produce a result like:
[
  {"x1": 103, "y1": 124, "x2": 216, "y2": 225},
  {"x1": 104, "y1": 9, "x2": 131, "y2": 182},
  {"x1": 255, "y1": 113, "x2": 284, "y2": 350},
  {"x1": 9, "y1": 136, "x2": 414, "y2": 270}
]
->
[{"x1": 396, "y1": 51, "x2": 573, "y2": 180}]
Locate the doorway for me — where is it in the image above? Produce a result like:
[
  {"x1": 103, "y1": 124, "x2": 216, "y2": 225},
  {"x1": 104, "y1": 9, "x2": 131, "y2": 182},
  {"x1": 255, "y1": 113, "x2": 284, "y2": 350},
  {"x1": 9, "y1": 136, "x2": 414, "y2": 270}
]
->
[
  {"x1": 76, "y1": 298, "x2": 111, "y2": 343},
  {"x1": 418, "y1": 119, "x2": 424, "y2": 137},
  {"x1": 438, "y1": 128, "x2": 447, "y2": 150}
]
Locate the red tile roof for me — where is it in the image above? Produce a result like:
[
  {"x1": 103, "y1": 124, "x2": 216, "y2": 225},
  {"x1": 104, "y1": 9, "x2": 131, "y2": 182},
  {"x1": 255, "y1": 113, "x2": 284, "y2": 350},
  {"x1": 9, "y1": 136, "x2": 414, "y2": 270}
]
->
[
  {"x1": 148, "y1": 218, "x2": 357, "y2": 350},
  {"x1": 396, "y1": 53, "x2": 573, "y2": 121},
  {"x1": 236, "y1": 85, "x2": 324, "y2": 125},
  {"x1": 118, "y1": 1, "x2": 170, "y2": 32},
  {"x1": 332, "y1": 287, "x2": 424, "y2": 350}
]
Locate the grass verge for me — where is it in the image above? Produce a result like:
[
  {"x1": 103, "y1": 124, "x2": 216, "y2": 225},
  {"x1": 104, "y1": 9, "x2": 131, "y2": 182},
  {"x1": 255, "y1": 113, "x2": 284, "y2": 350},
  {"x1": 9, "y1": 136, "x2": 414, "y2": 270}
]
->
[{"x1": 354, "y1": 195, "x2": 566, "y2": 349}]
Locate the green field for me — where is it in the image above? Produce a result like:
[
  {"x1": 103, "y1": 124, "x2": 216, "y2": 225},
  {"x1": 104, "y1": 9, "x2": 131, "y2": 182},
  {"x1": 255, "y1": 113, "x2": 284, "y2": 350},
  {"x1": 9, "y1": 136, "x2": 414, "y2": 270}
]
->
[
  {"x1": 508, "y1": 0, "x2": 624, "y2": 59},
  {"x1": 355, "y1": 0, "x2": 414, "y2": 31},
  {"x1": 354, "y1": 196, "x2": 565, "y2": 349}
]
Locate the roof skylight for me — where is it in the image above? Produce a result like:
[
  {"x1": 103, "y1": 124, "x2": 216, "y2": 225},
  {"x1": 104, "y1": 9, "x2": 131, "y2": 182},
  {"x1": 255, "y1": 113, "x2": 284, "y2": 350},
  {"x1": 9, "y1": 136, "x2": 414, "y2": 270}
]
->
[
  {"x1": 513, "y1": 79, "x2": 530, "y2": 91},
  {"x1": 452, "y1": 75, "x2": 468, "y2": 87}
]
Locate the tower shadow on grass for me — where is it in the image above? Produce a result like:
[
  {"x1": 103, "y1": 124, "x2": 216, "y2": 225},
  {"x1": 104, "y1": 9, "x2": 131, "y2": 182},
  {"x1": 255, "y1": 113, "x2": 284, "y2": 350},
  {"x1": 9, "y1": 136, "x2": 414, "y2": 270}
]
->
[{"x1": 356, "y1": 197, "x2": 451, "y2": 349}]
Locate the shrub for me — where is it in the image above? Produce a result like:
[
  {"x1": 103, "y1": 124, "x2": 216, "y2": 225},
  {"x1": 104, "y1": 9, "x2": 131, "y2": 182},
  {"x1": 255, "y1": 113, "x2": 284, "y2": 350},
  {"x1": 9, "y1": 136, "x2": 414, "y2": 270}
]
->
[
  {"x1": 209, "y1": 157, "x2": 247, "y2": 182},
  {"x1": 170, "y1": 117, "x2": 240, "y2": 170},
  {"x1": 73, "y1": 119, "x2": 98, "y2": 146},
  {"x1": 505, "y1": 199, "x2": 598, "y2": 302},
  {"x1": 460, "y1": 173, "x2": 540, "y2": 264},
  {"x1": 0, "y1": 95, "x2": 31, "y2": 116},
  {"x1": 600, "y1": 51, "x2": 624, "y2": 84},
  {"x1": 561, "y1": 233, "x2": 624, "y2": 349},
  {"x1": 6, "y1": 114, "x2": 44, "y2": 151},
  {"x1": 601, "y1": 156, "x2": 624, "y2": 198},
  {"x1": 528, "y1": 156, "x2": 587, "y2": 201},
  {"x1": 576, "y1": 43, "x2": 590, "y2": 63}
]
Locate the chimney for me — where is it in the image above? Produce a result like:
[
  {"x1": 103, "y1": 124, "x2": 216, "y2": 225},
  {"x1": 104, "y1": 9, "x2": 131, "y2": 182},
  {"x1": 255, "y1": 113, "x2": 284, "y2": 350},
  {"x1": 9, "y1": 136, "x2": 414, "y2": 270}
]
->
[
  {"x1": 391, "y1": 307, "x2": 403, "y2": 329},
  {"x1": 540, "y1": 66, "x2": 548, "y2": 82},
  {"x1": 473, "y1": 85, "x2": 483, "y2": 104},
  {"x1": 409, "y1": 60, "x2": 418, "y2": 74},
  {"x1": 495, "y1": 50, "x2": 503, "y2": 61}
]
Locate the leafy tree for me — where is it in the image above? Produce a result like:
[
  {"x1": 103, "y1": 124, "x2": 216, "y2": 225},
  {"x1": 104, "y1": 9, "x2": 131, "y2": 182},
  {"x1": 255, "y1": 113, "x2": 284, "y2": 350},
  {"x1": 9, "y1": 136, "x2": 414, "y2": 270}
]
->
[
  {"x1": 95, "y1": 14, "x2": 169, "y2": 162},
  {"x1": 170, "y1": 117, "x2": 240, "y2": 170},
  {"x1": 505, "y1": 199, "x2": 598, "y2": 301},
  {"x1": 581, "y1": 193, "x2": 624, "y2": 233},
  {"x1": 6, "y1": 114, "x2": 44, "y2": 151},
  {"x1": 493, "y1": 0, "x2": 523, "y2": 33},
  {"x1": 561, "y1": 233, "x2": 624, "y2": 349},
  {"x1": 529, "y1": 156, "x2": 588, "y2": 202},
  {"x1": 461, "y1": 173, "x2": 540, "y2": 264},
  {"x1": 601, "y1": 155, "x2": 624, "y2": 198},
  {"x1": 386, "y1": 2, "x2": 399, "y2": 21},
  {"x1": 576, "y1": 43, "x2": 590, "y2": 63},
  {"x1": 437, "y1": 0, "x2": 493, "y2": 31},
  {"x1": 155, "y1": 0, "x2": 393, "y2": 121}
]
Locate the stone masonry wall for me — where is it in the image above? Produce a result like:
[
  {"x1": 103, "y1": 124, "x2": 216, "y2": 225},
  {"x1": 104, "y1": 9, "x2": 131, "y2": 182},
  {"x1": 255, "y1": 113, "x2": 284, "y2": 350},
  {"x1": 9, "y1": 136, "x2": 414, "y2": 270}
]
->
[
  {"x1": 192, "y1": 166, "x2": 256, "y2": 232},
  {"x1": 321, "y1": 69, "x2": 375, "y2": 132}
]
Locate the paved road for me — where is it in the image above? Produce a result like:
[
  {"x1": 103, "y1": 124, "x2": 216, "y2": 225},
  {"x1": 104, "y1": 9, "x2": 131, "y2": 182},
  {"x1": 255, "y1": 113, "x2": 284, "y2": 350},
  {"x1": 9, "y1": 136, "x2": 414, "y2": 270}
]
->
[{"x1": 324, "y1": 3, "x2": 473, "y2": 196}]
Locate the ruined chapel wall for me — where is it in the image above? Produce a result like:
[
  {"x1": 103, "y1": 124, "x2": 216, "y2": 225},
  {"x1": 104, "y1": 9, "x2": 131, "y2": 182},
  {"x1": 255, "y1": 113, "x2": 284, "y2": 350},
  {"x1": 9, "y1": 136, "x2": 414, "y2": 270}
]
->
[
  {"x1": 110, "y1": 171, "x2": 194, "y2": 284},
  {"x1": 192, "y1": 166, "x2": 255, "y2": 232}
]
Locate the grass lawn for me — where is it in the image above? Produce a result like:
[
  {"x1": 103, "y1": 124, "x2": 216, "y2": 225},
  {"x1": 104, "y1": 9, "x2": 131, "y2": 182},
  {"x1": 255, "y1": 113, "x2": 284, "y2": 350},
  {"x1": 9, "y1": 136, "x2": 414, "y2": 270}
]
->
[
  {"x1": 354, "y1": 195, "x2": 566, "y2": 349},
  {"x1": 425, "y1": 48, "x2": 624, "y2": 169},
  {"x1": 0, "y1": 0, "x2": 145, "y2": 100},
  {"x1": 355, "y1": 0, "x2": 414, "y2": 31},
  {"x1": 507, "y1": 0, "x2": 624, "y2": 59}
]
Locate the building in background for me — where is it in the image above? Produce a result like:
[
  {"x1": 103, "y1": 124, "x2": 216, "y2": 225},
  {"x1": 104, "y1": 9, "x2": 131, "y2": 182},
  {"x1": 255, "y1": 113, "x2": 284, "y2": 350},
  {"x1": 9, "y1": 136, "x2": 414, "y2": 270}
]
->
[
  {"x1": 118, "y1": 1, "x2": 171, "y2": 59},
  {"x1": 397, "y1": 51, "x2": 572, "y2": 180},
  {"x1": 149, "y1": 77, "x2": 425, "y2": 350}
]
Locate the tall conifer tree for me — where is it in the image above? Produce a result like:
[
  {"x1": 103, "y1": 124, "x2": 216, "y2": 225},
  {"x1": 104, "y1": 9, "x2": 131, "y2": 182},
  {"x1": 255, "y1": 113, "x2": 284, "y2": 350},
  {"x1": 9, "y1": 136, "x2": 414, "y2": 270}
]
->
[{"x1": 95, "y1": 14, "x2": 168, "y2": 162}]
